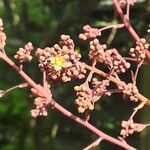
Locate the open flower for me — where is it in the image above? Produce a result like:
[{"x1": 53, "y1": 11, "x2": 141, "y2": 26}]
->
[
  {"x1": 49, "y1": 55, "x2": 72, "y2": 71},
  {"x1": 36, "y1": 35, "x2": 86, "y2": 82}
]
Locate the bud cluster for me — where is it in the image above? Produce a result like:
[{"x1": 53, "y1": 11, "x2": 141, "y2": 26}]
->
[
  {"x1": 120, "y1": 120, "x2": 146, "y2": 138},
  {"x1": 74, "y1": 84, "x2": 94, "y2": 113},
  {"x1": 92, "y1": 78, "x2": 111, "y2": 100},
  {"x1": 35, "y1": 35, "x2": 86, "y2": 82},
  {"x1": 74, "y1": 78, "x2": 110, "y2": 113},
  {"x1": 119, "y1": 83, "x2": 139, "y2": 102},
  {"x1": 79, "y1": 25, "x2": 101, "y2": 40},
  {"x1": 30, "y1": 85, "x2": 52, "y2": 118},
  {"x1": 130, "y1": 38, "x2": 149, "y2": 61},
  {"x1": 89, "y1": 38, "x2": 107, "y2": 62},
  {"x1": 14, "y1": 42, "x2": 33, "y2": 63},
  {"x1": 104, "y1": 49, "x2": 131, "y2": 73},
  {"x1": 89, "y1": 39, "x2": 130, "y2": 73},
  {"x1": 0, "y1": 18, "x2": 6, "y2": 49}
]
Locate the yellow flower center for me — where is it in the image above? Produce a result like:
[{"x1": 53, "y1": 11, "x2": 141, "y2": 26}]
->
[{"x1": 54, "y1": 56, "x2": 64, "y2": 71}]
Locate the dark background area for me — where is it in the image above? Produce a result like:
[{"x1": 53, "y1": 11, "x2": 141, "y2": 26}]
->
[{"x1": 0, "y1": 0, "x2": 150, "y2": 150}]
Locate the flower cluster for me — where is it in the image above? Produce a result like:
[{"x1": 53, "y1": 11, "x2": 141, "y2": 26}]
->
[
  {"x1": 104, "y1": 49, "x2": 131, "y2": 73},
  {"x1": 120, "y1": 120, "x2": 146, "y2": 138},
  {"x1": 74, "y1": 84, "x2": 94, "y2": 113},
  {"x1": 119, "y1": 0, "x2": 137, "y2": 6},
  {"x1": 92, "y1": 78, "x2": 111, "y2": 100},
  {"x1": 130, "y1": 38, "x2": 149, "y2": 61},
  {"x1": 89, "y1": 39, "x2": 130, "y2": 73},
  {"x1": 74, "y1": 78, "x2": 110, "y2": 113},
  {"x1": 89, "y1": 38, "x2": 107, "y2": 62},
  {"x1": 0, "y1": 18, "x2": 6, "y2": 50},
  {"x1": 14, "y1": 42, "x2": 33, "y2": 63},
  {"x1": 30, "y1": 85, "x2": 52, "y2": 117},
  {"x1": 119, "y1": 83, "x2": 139, "y2": 102},
  {"x1": 35, "y1": 35, "x2": 86, "y2": 82},
  {"x1": 79, "y1": 25, "x2": 101, "y2": 40}
]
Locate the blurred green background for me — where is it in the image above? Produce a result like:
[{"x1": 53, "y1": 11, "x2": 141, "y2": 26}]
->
[{"x1": 0, "y1": 0, "x2": 150, "y2": 150}]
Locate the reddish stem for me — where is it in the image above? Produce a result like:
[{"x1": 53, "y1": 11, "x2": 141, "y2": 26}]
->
[
  {"x1": 84, "y1": 63, "x2": 150, "y2": 106},
  {"x1": 0, "y1": 52, "x2": 136, "y2": 150},
  {"x1": 112, "y1": 0, "x2": 150, "y2": 61}
]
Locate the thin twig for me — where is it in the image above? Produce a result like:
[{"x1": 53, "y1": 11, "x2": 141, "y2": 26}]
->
[
  {"x1": 85, "y1": 61, "x2": 96, "y2": 84},
  {"x1": 99, "y1": 23, "x2": 124, "y2": 32},
  {"x1": 112, "y1": 0, "x2": 150, "y2": 62},
  {"x1": 124, "y1": 57, "x2": 150, "y2": 65},
  {"x1": 133, "y1": 61, "x2": 143, "y2": 85},
  {"x1": 83, "y1": 63, "x2": 150, "y2": 106},
  {"x1": 0, "y1": 83, "x2": 28, "y2": 98},
  {"x1": 126, "y1": 0, "x2": 130, "y2": 20},
  {"x1": 5, "y1": 83, "x2": 28, "y2": 93},
  {"x1": 0, "y1": 51, "x2": 137, "y2": 150},
  {"x1": 83, "y1": 137, "x2": 103, "y2": 150}
]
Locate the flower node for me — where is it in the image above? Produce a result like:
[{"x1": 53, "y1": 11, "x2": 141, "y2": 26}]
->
[{"x1": 35, "y1": 35, "x2": 86, "y2": 82}]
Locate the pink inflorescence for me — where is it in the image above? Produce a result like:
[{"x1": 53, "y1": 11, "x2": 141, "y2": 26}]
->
[
  {"x1": 30, "y1": 85, "x2": 52, "y2": 117},
  {"x1": 92, "y1": 78, "x2": 111, "y2": 100},
  {"x1": 79, "y1": 25, "x2": 101, "y2": 40},
  {"x1": 118, "y1": 83, "x2": 139, "y2": 102},
  {"x1": 0, "y1": 18, "x2": 6, "y2": 50},
  {"x1": 35, "y1": 35, "x2": 86, "y2": 82},
  {"x1": 89, "y1": 38, "x2": 107, "y2": 62},
  {"x1": 120, "y1": 120, "x2": 146, "y2": 138},
  {"x1": 104, "y1": 49, "x2": 131, "y2": 73},
  {"x1": 130, "y1": 38, "x2": 149, "y2": 61},
  {"x1": 74, "y1": 78, "x2": 110, "y2": 113},
  {"x1": 89, "y1": 39, "x2": 130, "y2": 73},
  {"x1": 14, "y1": 42, "x2": 33, "y2": 63},
  {"x1": 74, "y1": 84, "x2": 93, "y2": 113}
]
